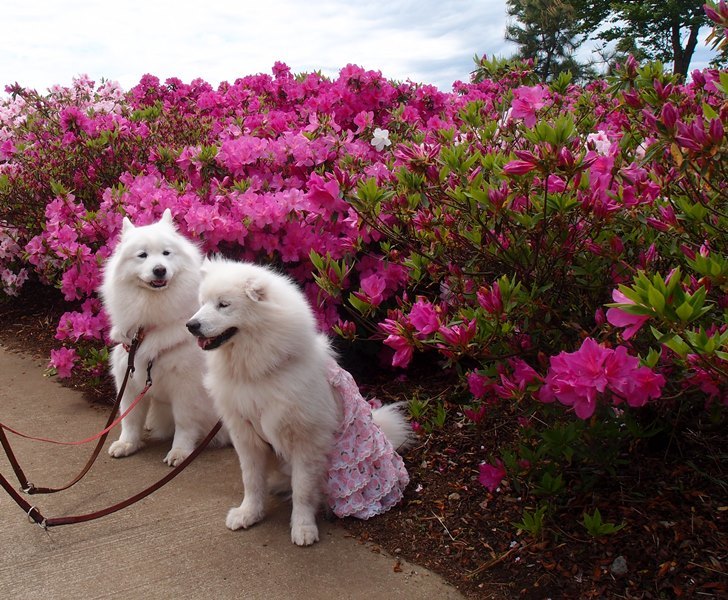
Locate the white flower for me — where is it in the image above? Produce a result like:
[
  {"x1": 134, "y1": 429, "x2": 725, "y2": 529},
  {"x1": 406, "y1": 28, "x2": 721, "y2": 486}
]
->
[
  {"x1": 586, "y1": 130, "x2": 612, "y2": 156},
  {"x1": 370, "y1": 127, "x2": 391, "y2": 151}
]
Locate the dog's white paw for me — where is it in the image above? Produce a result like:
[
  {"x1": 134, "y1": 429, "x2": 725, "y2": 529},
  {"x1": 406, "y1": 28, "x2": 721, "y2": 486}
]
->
[
  {"x1": 108, "y1": 440, "x2": 141, "y2": 458},
  {"x1": 226, "y1": 504, "x2": 265, "y2": 530},
  {"x1": 163, "y1": 447, "x2": 190, "y2": 467},
  {"x1": 291, "y1": 523, "x2": 319, "y2": 546}
]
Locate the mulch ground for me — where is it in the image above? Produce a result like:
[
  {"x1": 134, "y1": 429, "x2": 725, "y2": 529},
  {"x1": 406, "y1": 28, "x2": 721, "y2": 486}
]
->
[{"x1": 1, "y1": 284, "x2": 726, "y2": 599}]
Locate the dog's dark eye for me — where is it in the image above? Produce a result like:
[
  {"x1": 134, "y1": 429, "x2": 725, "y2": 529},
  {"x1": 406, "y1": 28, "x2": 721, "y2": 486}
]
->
[
  {"x1": 218, "y1": 301, "x2": 230, "y2": 309},
  {"x1": 162, "y1": 250, "x2": 170, "y2": 256},
  {"x1": 137, "y1": 252, "x2": 147, "y2": 259}
]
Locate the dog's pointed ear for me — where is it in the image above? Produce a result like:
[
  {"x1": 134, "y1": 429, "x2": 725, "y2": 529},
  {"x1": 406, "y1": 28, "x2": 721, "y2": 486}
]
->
[
  {"x1": 121, "y1": 216, "x2": 134, "y2": 235},
  {"x1": 245, "y1": 280, "x2": 266, "y2": 302},
  {"x1": 200, "y1": 257, "x2": 212, "y2": 276},
  {"x1": 161, "y1": 208, "x2": 174, "y2": 226}
]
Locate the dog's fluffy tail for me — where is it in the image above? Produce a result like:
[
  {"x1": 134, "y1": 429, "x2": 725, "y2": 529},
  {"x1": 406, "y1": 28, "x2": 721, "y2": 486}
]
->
[{"x1": 372, "y1": 402, "x2": 413, "y2": 451}]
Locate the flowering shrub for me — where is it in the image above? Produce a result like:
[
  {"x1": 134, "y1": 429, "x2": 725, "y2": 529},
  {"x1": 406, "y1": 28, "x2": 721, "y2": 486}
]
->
[{"x1": 1, "y1": 19, "x2": 726, "y2": 529}]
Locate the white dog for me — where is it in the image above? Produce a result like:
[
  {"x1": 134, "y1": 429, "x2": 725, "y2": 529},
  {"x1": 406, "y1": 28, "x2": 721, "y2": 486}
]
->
[
  {"x1": 187, "y1": 257, "x2": 410, "y2": 546},
  {"x1": 100, "y1": 209, "x2": 227, "y2": 466}
]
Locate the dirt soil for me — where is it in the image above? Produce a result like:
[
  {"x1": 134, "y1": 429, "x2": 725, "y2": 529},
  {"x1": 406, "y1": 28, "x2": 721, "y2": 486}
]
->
[{"x1": 1, "y1": 284, "x2": 726, "y2": 599}]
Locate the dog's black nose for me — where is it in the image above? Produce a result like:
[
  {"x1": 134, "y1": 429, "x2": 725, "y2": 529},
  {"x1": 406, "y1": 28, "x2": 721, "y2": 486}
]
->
[
  {"x1": 152, "y1": 265, "x2": 167, "y2": 278},
  {"x1": 186, "y1": 320, "x2": 201, "y2": 334}
]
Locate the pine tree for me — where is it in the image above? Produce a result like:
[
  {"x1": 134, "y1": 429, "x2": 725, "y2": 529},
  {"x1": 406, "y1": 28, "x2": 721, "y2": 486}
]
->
[{"x1": 505, "y1": 0, "x2": 590, "y2": 81}]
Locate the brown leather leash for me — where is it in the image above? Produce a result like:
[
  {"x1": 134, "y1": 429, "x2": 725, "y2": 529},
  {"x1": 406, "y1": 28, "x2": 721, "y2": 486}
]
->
[
  {"x1": 1, "y1": 331, "x2": 146, "y2": 495},
  {"x1": 0, "y1": 330, "x2": 222, "y2": 528}
]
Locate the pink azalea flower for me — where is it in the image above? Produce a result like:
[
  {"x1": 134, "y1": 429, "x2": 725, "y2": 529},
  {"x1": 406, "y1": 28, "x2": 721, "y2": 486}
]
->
[
  {"x1": 477, "y1": 283, "x2": 503, "y2": 314},
  {"x1": 467, "y1": 372, "x2": 491, "y2": 399},
  {"x1": 540, "y1": 338, "x2": 612, "y2": 419},
  {"x1": 586, "y1": 131, "x2": 614, "y2": 156},
  {"x1": 353, "y1": 110, "x2": 374, "y2": 133},
  {"x1": 438, "y1": 320, "x2": 477, "y2": 348},
  {"x1": 358, "y1": 273, "x2": 387, "y2": 306},
  {"x1": 383, "y1": 334, "x2": 414, "y2": 368},
  {"x1": 409, "y1": 298, "x2": 440, "y2": 335},
  {"x1": 463, "y1": 404, "x2": 487, "y2": 423},
  {"x1": 539, "y1": 339, "x2": 665, "y2": 418},
  {"x1": 478, "y1": 460, "x2": 506, "y2": 492},
  {"x1": 49, "y1": 347, "x2": 78, "y2": 379},
  {"x1": 606, "y1": 289, "x2": 649, "y2": 340},
  {"x1": 510, "y1": 358, "x2": 542, "y2": 389},
  {"x1": 510, "y1": 85, "x2": 548, "y2": 127},
  {"x1": 503, "y1": 159, "x2": 537, "y2": 176},
  {"x1": 623, "y1": 367, "x2": 666, "y2": 407}
]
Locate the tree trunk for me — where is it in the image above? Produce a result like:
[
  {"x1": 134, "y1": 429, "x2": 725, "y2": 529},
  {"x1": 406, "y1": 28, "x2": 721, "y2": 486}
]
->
[{"x1": 672, "y1": 22, "x2": 701, "y2": 78}]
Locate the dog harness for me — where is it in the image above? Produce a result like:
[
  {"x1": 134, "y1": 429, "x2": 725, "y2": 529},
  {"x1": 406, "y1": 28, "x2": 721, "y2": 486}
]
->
[{"x1": 325, "y1": 361, "x2": 409, "y2": 519}]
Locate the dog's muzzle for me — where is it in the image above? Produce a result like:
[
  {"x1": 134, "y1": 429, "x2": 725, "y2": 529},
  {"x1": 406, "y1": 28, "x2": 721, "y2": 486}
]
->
[
  {"x1": 147, "y1": 265, "x2": 168, "y2": 289},
  {"x1": 186, "y1": 320, "x2": 238, "y2": 350}
]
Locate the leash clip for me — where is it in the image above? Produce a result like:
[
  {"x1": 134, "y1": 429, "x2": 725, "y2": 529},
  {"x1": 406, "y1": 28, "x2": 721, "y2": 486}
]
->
[
  {"x1": 146, "y1": 360, "x2": 154, "y2": 387},
  {"x1": 21, "y1": 482, "x2": 36, "y2": 494},
  {"x1": 126, "y1": 327, "x2": 145, "y2": 377},
  {"x1": 26, "y1": 506, "x2": 47, "y2": 529}
]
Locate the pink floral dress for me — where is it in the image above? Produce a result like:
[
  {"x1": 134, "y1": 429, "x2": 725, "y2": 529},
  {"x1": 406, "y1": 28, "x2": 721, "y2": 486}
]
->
[{"x1": 325, "y1": 361, "x2": 410, "y2": 519}]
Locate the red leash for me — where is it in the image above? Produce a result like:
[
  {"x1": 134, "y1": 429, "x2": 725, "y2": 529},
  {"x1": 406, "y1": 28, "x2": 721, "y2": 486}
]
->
[
  {"x1": 0, "y1": 329, "x2": 224, "y2": 527},
  {"x1": 17, "y1": 420, "x2": 222, "y2": 529},
  {"x1": 0, "y1": 382, "x2": 149, "y2": 446},
  {"x1": 0, "y1": 332, "x2": 147, "y2": 495}
]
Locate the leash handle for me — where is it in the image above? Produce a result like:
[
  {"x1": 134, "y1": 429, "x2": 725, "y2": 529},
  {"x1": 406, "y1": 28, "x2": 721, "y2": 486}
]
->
[
  {"x1": 0, "y1": 332, "x2": 144, "y2": 494},
  {"x1": 1, "y1": 420, "x2": 223, "y2": 529},
  {"x1": 44, "y1": 420, "x2": 222, "y2": 527},
  {"x1": 1, "y1": 382, "x2": 150, "y2": 447},
  {"x1": 0, "y1": 329, "x2": 226, "y2": 528}
]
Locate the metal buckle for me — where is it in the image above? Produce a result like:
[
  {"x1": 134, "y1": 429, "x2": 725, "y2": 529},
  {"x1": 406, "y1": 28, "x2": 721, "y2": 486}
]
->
[
  {"x1": 26, "y1": 505, "x2": 47, "y2": 529},
  {"x1": 146, "y1": 360, "x2": 154, "y2": 387}
]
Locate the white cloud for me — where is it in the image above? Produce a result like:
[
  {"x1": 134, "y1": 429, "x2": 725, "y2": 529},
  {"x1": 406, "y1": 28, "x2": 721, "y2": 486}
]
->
[
  {"x1": 1, "y1": 1, "x2": 719, "y2": 93},
  {"x1": 1, "y1": 0, "x2": 515, "y2": 91}
]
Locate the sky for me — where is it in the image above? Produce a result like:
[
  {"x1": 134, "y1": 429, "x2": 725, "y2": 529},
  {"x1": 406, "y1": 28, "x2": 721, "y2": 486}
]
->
[{"x1": 1, "y1": 1, "x2": 720, "y2": 94}]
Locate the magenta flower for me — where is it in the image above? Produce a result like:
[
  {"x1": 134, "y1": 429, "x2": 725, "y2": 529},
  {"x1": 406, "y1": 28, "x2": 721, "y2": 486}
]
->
[
  {"x1": 705, "y1": 1, "x2": 728, "y2": 24},
  {"x1": 467, "y1": 371, "x2": 491, "y2": 399},
  {"x1": 538, "y1": 338, "x2": 612, "y2": 419},
  {"x1": 606, "y1": 289, "x2": 649, "y2": 340},
  {"x1": 409, "y1": 298, "x2": 440, "y2": 335},
  {"x1": 604, "y1": 346, "x2": 665, "y2": 407},
  {"x1": 538, "y1": 338, "x2": 665, "y2": 418},
  {"x1": 383, "y1": 333, "x2": 414, "y2": 368},
  {"x1": 622, "y1": 366, "x2": 666, "y2": 407},
  {"x1": 357, "y1": 274, "x2": 387, "y2": 306},
  {"x1": 380, "y1": 316, "x2": 415, "y2": 368},
  {"x1": 49, "y1": 347, "x2": 78, "y2": 379},
  {"x1": 438, "y1": 320, "x2": 477, "y2": 348},
  {"x1": 478, "y1": 460, "x2": 506, "y2": 492},
  {"x1": 503, "y1": 159, "x2": 537, "y2": 176},
  {"x1": 463, "y1": 404, "x2": 487, "y2": 423},
  {"x1": 510, "y1": 358, "x2": 542, "y2": 389},
  {"x1": 477, "y1": 283, "x2": 503, "y2": 314},
  {"x1": 353, "y1": 110, "x2": 373, "y2": 133},
  {"x1": 510, "y1": 85, "x2": 548, "y2": 127}
]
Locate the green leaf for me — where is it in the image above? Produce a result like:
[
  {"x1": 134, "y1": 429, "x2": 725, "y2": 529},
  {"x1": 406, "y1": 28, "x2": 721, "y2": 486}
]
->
[
  {"x1": 348, "y1": 293, "x2": 371, "y2": 316},
  {"x1": 675, "y1": 301, "x2": 693, "y2": 323},
  {"x1": 647, "y1": 286, "x2": 665, "y2": 315},
  {"x1": 651, "y1": 329, "x2": 690, "y2": 358},
  {"x1": 309, "y1": 250, "x2": 324, "y2": 271},
  {"x1": 644, "y1": 347, "x2": 661, "y2": 368}
]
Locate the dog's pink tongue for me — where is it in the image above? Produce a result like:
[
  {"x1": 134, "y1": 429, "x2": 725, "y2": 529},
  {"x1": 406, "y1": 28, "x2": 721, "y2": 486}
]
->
[{"x1": 197, "y1": 337, "x2": 209, "y2": 350}]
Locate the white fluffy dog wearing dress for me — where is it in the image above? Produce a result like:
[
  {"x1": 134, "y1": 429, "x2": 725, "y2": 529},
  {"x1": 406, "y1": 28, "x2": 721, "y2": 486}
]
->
[
  {"x1": 101, "y1": 209, "x2": 227, "y2": 466},
  {"x1": 186, "y1": 257, "x2": 410, "y2": 546}
]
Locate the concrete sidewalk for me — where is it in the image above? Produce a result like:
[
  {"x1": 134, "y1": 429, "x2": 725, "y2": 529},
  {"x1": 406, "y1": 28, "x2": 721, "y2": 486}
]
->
[{"x1": 0, "y1": 343, "x2": 463, "y2": 600}]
